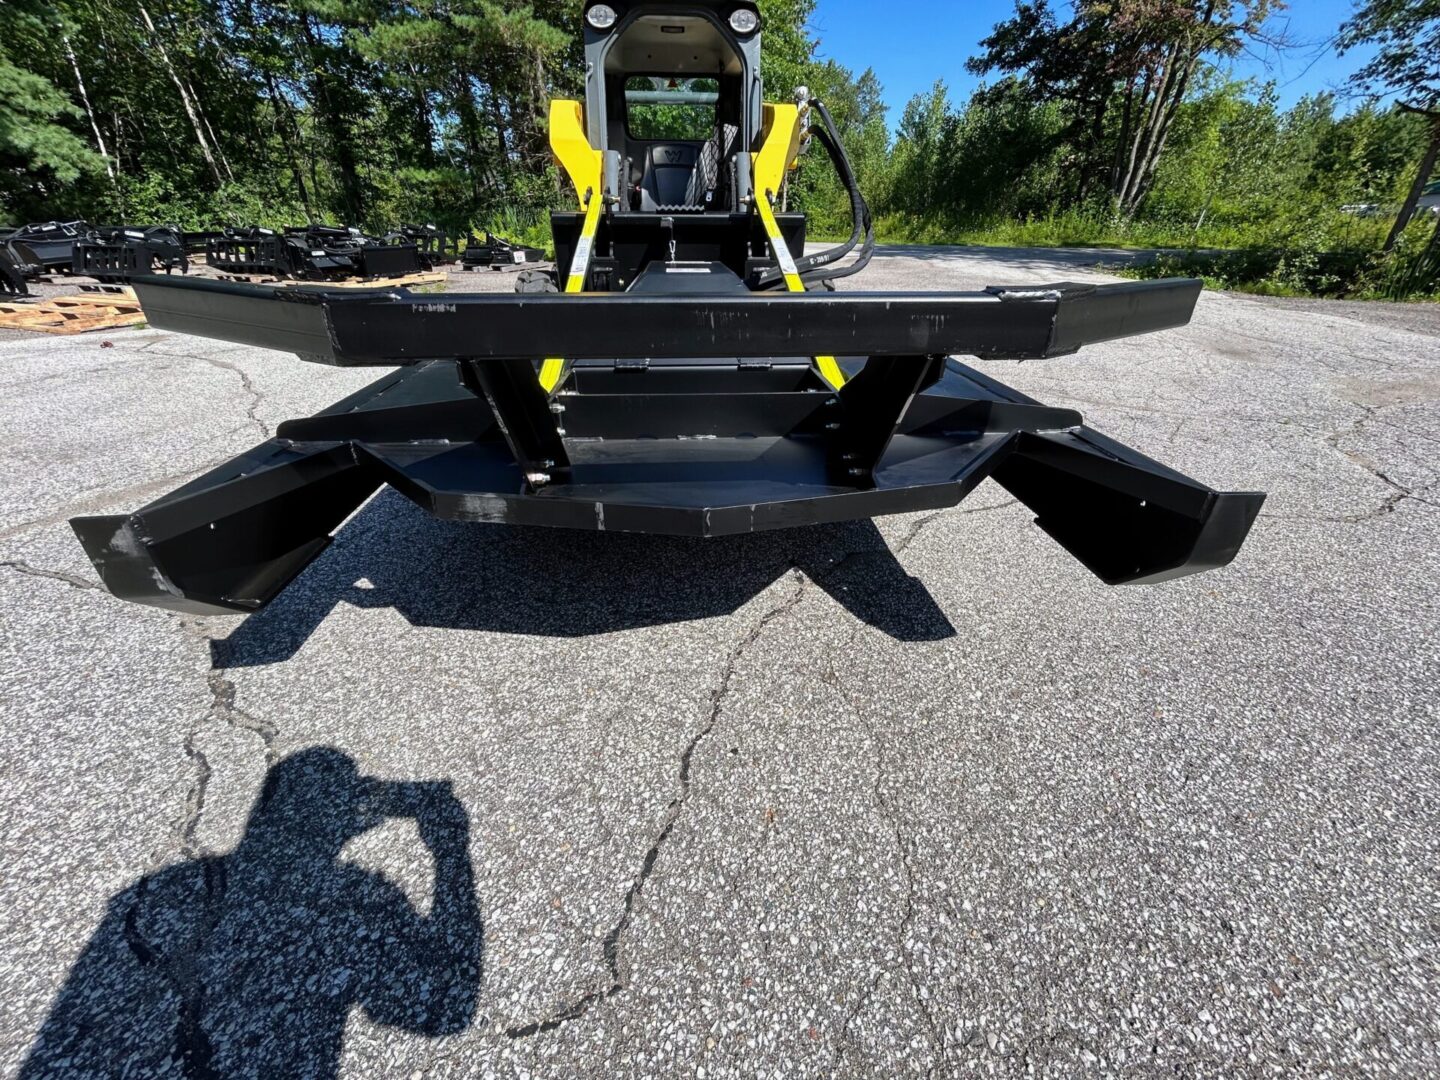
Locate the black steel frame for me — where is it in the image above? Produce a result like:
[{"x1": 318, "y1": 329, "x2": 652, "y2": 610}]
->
[
  {"x1": 72, "y1": 225, "x2": 189, "y2": 281},
  {"x1": 131, "y1": 274, "x2": 1202, "y2": 365},
  {"x1": 5, "y1": 221, "x2": 87, "y2": 272},
  {"x1": 550, "y1": 210, "x2": 806, "y2": 291},
  {"x1": 72, "y1": 273, "x2": 1264, "y2": 616},
  {"x1": 205, "y1": 225, "x2": 422, "y2": 280},
  {"x1": 461, "y1": 232, "x2": 546, "y2": 270}
]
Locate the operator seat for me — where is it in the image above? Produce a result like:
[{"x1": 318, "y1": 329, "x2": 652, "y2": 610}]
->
[
  {"x1": 633, "y1": 124, "x2": 740, "y2": 212},
  {"x1": 636, "y1": 143, "x2": 704, "y2": 211}
]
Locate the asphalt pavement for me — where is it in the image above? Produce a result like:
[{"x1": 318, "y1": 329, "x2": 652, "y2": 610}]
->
[{"x1": 1, "y1": 247, "x2": 1437, "y2": 1078}]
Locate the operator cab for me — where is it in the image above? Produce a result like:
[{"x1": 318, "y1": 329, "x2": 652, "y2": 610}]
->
[
  {"x1": 548, "y1": 0, "x2": 868, "y2": 391},
  {"x1": 584, "y1": 2, "x2": 762, "y2": 214}
]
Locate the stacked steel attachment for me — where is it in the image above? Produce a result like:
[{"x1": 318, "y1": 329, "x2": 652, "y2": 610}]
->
[
  {"x1": 387, "y1": 224, "x2": 462, "y2": 269},
  {"x1": 1, "y1": 221, "x2": 87, "y2": 274},
  {"x1": 205, "y1": 224, "x2": 422, "y2": 281},
  {"x1": 73, "y1": 0, "x2": 1263, "y2": 617},
  {"x1": 462, "y1": 232, "x2": 547, "y2": 271},
  {"x1": 72, "y1": 224, "x2": 189, "y2": 282}
]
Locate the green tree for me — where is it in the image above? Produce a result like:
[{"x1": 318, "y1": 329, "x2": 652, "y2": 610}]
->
[
  {"x1": 757, "y1": 0, "x2": 816, "y2": 99},
  {"x1": 1339, "y1": 0, "x2": 1440, "y2": 251},
  {"x1": 0, "y1": 1, "x2": 103, "y2": 215},
  {"x1": 970, "y1": 0, "x2": 1284, "y2": 214}
]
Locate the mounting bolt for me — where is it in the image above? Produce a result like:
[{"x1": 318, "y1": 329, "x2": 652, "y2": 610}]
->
[
  {"x1": 824, "y1": 422, "x2": 841, "y2": 431},
  {"x1": 525, "y1": 471, "x2": 551, "y2": 487},
  {"x1": 549, "y1": 402, "x2": 566, "y2": 414},
  {"x1": 841, "y1": 451, "x2": 857, "y2": 461},
  {"x1": 847, "y1": 467, "x2": 866, "y2": 477},
  {"x1": 555, "y1": 427, "x2": 567, "y2": 436}
]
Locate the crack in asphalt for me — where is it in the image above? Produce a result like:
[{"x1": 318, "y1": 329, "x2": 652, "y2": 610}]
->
[
  {"x1": 185, "y1": 618, "x2": 281, "y2": 770},
  {"x1": 130, "y1": 620, "x2": 279, "y2": 1078},
  {"x1": 824, "y1": 655, "x2": 946, "y2": 1078},
  {"x1": 0, "y1": 559, "x2": 102, "y2": 591},
  {"x1": 710, "y1": 504, "x2": 996, "y2": 912},
  {"x1": 165, "y1": 619, "x2": 280, "y2": 865},
  {"x1": 121, "y1": 859, "x2": 228, "y2": 1080},
  {"x1": 505, "y1": 572, "x2": 810, "y2": 1039},
  {"x1": 18, "y1": 494, "x2": 1005, "y2": 1055},
  {"x1": 176, "y1": 725, "x2": 214, "y2": 859},
  {"x1": 818, "y1": 503, "x2": 958, "y2": 1075},
  {"x1": 1317, "y1": 401, "x2": 1440, "y2": 522},
  {"x1": 194, "y1": 355, "x2": 270, "y2": 439},
  {"x1": 0, "y1": 466, "x2": 215, "y2": 542}
]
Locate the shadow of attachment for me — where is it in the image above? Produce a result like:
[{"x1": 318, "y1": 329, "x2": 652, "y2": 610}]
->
[
  {"x1": 211, "y1": 492, "x2": 957, "y2": 669},
  {"x1": 20, "y1": 748, "x2": 483, "y2": 1079}
]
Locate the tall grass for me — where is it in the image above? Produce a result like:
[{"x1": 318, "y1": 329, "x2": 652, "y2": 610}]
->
[
  {"x1": 871, "y1": 207, "x2": 1402, "y2": 252},
  {"x1": 473, "y1": 206, "x2": 555, "y2": 257},
  {"x1": 867, "y1": 206, "x2": 1437, "y2": 300},
  {"x1": 1110, "y1": 219, "x2": 1440, "y2": 301},
  {"x1": 873, "y1": 209, "x2": 1237, "y2": 248}
]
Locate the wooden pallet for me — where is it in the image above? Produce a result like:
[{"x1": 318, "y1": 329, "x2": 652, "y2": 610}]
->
[
  {"x1": 0, "y1": 289, "x2": 145, "y2": 335},
  {"x1": 218, "y1": 270, "x2": 448, "y2": 289}
]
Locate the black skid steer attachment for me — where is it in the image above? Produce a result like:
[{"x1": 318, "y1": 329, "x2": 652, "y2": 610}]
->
[
  {"x1": 71, "y1": 0, "x2": 1261, "y2": 617},
  {"x1": 72, "y1": 271, "x2": 1262, "y2": 615},
  {"x1": 72, "y1": 224, "x2": 189, "y2": 281}
]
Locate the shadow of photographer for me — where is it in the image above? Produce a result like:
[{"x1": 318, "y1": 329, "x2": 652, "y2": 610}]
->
[{"x1": 21, "y1": 748, "x2": 483, "y2": 1079}]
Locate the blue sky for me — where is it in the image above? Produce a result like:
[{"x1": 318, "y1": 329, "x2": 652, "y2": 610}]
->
[{"x1": 808, "y1": 0, "x2": 1383, "y2": 131}]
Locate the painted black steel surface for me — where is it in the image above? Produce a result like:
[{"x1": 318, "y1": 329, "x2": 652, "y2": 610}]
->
[
  {"x1": 70, "y1": 353, "x2": 1264, "y2": 615},
  {"x1": 129, "y1": 274, "x2": 1203, "y2": 365},
  {"x1": 73, "y1": 266, "x2": 1264, "y2": 617}
]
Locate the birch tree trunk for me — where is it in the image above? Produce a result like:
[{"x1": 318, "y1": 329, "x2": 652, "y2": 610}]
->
[
  {"x1": 135, "y1": 1, "x2": 224, "y2": 184},
  {"x1": 1115, "y1": 65, "x2": 1159, "y2": 209},
  {"x1": 192, "y1": 81, "x2": 235, "y2": 181},
  {"x1": 1128, "y1": 54, "x2": 1201, "y2": 210},
  {"x1": 62, "y1": 34, "x2": 115, "y2": 182}
]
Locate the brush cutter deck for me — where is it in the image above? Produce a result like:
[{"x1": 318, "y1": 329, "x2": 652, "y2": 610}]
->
[
  {"x1": 70, "y1": 271, "x2": 1262, "y2": 615},
  {"x1": 68, "y1": 0, "x2": 1263, "y2": 617}
]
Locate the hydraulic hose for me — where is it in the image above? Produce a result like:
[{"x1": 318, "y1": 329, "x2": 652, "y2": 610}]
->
[{"x1": 755, "y1": 97, "x2": 876, "y2": 290}]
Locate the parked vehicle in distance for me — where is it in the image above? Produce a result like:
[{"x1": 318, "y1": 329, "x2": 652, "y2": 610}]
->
[
  {"x1": 1342, "y1": 181, "x2": 1440, "y2": 219},
  {"x1": 1419, "y1": 180, "x2": 1440, "y2": 215}
]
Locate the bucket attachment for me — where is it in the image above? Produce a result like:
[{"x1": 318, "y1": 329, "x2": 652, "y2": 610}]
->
[
  {"x1": 73, "y1": 272, "x2": 1263, "y2": 615},
  {"x1": 2, "y1": 221, "x2": 86, "y2": 274}
]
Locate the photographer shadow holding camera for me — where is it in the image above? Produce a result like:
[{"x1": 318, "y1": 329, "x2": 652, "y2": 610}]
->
[{"x1": 21, "y1": 747, "x2": 483, "y2": 1078}]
